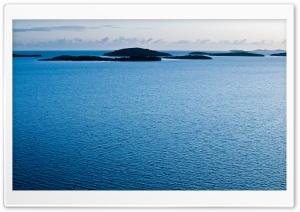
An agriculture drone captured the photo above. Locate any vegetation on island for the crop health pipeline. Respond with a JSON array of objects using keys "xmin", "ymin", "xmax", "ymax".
[
  {"xmin": 165, "ymin": 55, "xmax": 212, "ymax": 60},
  {"xmin": 189, "ymin": 51, "xmax": 264, "ymax": 57},
  {"xmin": 38, "ymin": 48, "xmax": 286, "ymax": 63},
  {"xmin": 188, "ymin": 52, "xmax": 209, "ymax": 55},
  {"xmin": 40, "ymin": 55, "xmax": 161, "ymax": 61},
  {"xmin": 270, "ymin": 52, "xmax": 286, "ymax": 56},
  {"xmin": 13, "ymin": 53, "xmax": 42, "ymax": 57},
  {"xmin": 104, "ymin": 47, "xmax": 171, "ymax": 57}
]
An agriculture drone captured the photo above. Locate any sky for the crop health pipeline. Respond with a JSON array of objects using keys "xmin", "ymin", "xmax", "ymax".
[{"xmin": 13, "ymin": 20, "xmax": 286, "ymax": 51}]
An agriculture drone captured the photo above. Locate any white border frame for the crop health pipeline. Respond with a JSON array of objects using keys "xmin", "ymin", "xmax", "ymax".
[{"xmin": 4, "ymin": 4, "xmax": 294, "ymax": 207}]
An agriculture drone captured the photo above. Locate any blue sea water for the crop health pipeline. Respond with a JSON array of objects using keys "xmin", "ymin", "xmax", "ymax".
[{"xmin": 13, "ymin": 51, "xmax": 286, "ymax": 190}]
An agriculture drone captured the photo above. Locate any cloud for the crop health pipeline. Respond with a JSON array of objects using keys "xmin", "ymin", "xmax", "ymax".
[
  {"xmin": 99, "ymin": 37, "xmax": 110, "ymax": 43},
  {"xmin": 13, "ymin": 26, "xmax": 101, "ymax": 33},
  {"xmin": 13, "ymin": 36, "xmax": 166, "ymax": 50},
  {"xmin": 13, "ymin": 23, "xmax": 124, "ymax": 33},
  {"xmin": 218, "ymin": 40, "xmax": 231, "ymax": 45},
  {"xmin": 14, "ymin": 38, "xmax": 93, "ymax": 49},
  {"xmin": 152, "ymin": 39, "xmax": 165, "ymax": 44},
  {"xmin": 249, "ymin": 39, "xmax": 285, "ymax": 46},
  {"xmin": 102, "ymin": 25, "xmax": 122, "ymax": 29},
  {"xmin": 233, "ymin": 39, "xmax": 247, "ymax": 44},
  {"xmin": 97, "ymin": 37, "xmax": 165, "ymax": 46},
  {"xmin": 171, "ymin": 40, "xmax": 192, "ymax": 45},
  {"xmin": 194, "ymin": 39, "xmax": 210, "ymax": 44},
  {"xmin": 13, "ymin": 36, "xmax": 286, "ymax": 51}
]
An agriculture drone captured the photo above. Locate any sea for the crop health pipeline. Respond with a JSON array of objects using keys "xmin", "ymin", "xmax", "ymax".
[{"xmin": 12, "ymin": 50, "xmax": 286, "ymax": 190}]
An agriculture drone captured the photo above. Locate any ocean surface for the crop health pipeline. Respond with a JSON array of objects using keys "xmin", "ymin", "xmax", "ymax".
[{"xmin": 13, "ymin": 50, "xmax": 286, "ymax": 190}]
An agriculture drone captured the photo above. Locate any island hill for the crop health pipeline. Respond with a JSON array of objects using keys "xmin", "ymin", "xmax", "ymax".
[
  {"xmin": 103, "ymin": 47, "xmax": 171, "ymax": 57},
  {"xmin": 40, "ymin": 48, "xmax": 212, "ymax": 62}
]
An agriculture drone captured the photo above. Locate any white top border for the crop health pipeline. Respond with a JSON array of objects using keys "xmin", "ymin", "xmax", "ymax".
[{"xmin": 5, "ymin": 4, "xmax": 294, "ymax": 19}]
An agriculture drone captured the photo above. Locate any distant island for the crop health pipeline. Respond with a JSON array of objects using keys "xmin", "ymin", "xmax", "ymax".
[
  {"xmin": 40, "ymin": 48, "xmax": 178, "ymax": 62},
  {"xmin": 40, "ymin": 54, "xmax": 212, "ymax": 62},
  {"xmin": 104, "ymin": 47, "xmax": 171, "ymax": 57},
  {"xmin": 13, "ymin": 53, "xmax": 42, "ymax": 57},
  {"xmin": 189, "ymin": 51, "xmax": 264, "ymax": 57},
  {"xmin": 270, "ymin": 52, "xmax": 286, "ymax": 56},
  {"xmin": 165, "ymin": 55, "xmax": 212, "ymax": 60},
  {"xmin": 251, "ymin": 49, "xmax": 285, "ymax": 55},
  {"xmin": 40, "ymin": 55, "xmax": 161, "ymax": 62},
  {"xmin": 39, "ymin": 48, "xmax": 286, "ymax": 63}
]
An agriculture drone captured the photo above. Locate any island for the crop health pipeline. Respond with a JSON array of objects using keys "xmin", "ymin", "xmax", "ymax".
[
  {"xmin": 188, "ymin": 52, "xmax": 210, "ymax": 55},
  {"xmin": 270, "ymin": 52, "xmax": 286, "ymax": 56},
  {"xmin": 39, "ymin": 55, "xmax": 161, "ymax": 62},
  {"xmin": 164, "ymin": 55, "xmax": 212, "ymax": 60},
  {"xmin": 104, "ymin": 47, "xmax": 171, "ymax": 57},
  {"xmin": 189, "ymin": 51, "xmax": 264, "ymax": 57},
  {"xmin": 13, "ymin": 53, "xmax": 42, "ymax": 57}
]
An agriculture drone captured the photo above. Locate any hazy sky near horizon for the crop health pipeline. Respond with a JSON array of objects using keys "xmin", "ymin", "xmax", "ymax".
[{"xmin": 13, "ymin": 20, "xmax": 286, "ymax": 50}]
